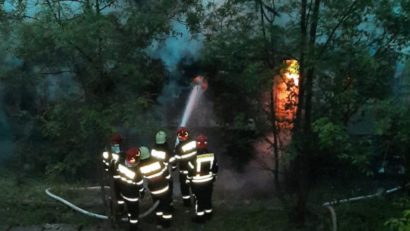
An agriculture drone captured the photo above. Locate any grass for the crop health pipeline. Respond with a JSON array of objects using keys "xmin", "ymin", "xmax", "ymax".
[
  {"xmin": 0, "ymin": 170, "xmax": 408, "ymax": 230},
  {"xmin": 0, "ymin": 172, "xmax": 291, "ymax": 230},
  {"xmin": 0, "ymin": 171, "xmax": 99, "ymax": 226},
  {"xmin": 336, "ymin": 197, "xmax": 409, "ymax": 231}
]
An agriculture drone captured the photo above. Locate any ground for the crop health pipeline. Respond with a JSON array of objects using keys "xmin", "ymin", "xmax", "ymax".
[
  {"xmin": 0, "ymin": 170, "xmax": 408, "ymax": 231},
  {"xmin": 0, "ymin": 170, "xmax": 285, "ymax": 231}
]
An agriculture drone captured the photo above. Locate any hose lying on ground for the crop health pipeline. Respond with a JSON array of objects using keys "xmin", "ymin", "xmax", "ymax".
[
  {"xmin": 45, "ymin": 186, "xmax": 159, "ymax": 220},
  {"xmin": 322, "ymin": 183, "xmax": 410, "ymax": 206},
  {"xmin": 322, "ymin": 182, "xmax": 410, "ymax": 231}
]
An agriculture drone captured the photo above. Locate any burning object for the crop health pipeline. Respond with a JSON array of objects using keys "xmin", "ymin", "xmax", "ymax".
[
  {"xmin": 274, "ymin": 59, "xmax": 300, "ymax": 128},
  {"xmin": 193, "ymin": 75, "xmax": 208, "ymax": 91}
]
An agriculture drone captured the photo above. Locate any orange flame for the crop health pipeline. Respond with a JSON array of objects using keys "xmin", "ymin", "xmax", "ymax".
[
  {"xmin": 274, "ymin": 59, "xmax": 300, "ymax": 129},
  {"xmin": 193, "ymin": 75, "xmax": 208, "ymax": 91}
]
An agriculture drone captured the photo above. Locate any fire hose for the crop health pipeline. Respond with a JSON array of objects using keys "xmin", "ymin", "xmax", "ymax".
[
  {"xmin": 322, "ymin": 182, "xmax": 410, "ymax": 231},
  {"xmin": 45, "ymin": 186, "xmax": 159, "ymax": 220}
]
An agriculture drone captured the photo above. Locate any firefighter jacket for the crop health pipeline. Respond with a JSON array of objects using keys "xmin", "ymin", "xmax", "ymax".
[
  {"xmin": 117, "ymin": 160, "xmax": 143, "ymax": 229},
  {"xmin": 117, "ymin": 161, "xmax": 144, "ymax": 194},
  {"xmin": 187, "ymin": 148, "xmax": 218, "ymax": 184},
  {"xmin": 139, "ymin": 157, "xmax": 170, "ymax": 196},
  {"xmin": 174, "ymin": 138, "xmax": 197, "ymax": 175},
  {"xmin": 102, "ymin": 149, "xmax": 121, "ymax": 173},
  {"xmin": 151, "ymin": 143, "xmax": 176, "ymax": 169}
]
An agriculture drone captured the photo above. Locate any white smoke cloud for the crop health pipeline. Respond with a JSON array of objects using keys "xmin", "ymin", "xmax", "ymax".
[{"xmin": 148, "ymin": 21, "xmax": 203, "ymax": 72}]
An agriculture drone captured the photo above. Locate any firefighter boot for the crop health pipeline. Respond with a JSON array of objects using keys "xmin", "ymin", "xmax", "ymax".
[
  {"xmin": 161, "ymin": 219, "xmax": 171, "ymax": 229},
  {"xmin": 129, "ymin": 224, "xmax": 138, "ymax": 231},
  {"xmin": 191, "ymin": 215, "xmax": 205, "ymax": 224},
  {"xmin": 204, "ymin": 212, "xmax": 213, "ymax": 221},
  {"xmin": 155, "ymin": 213, "xmax": 163, "ymax": 228},
  {"xmin": 183, "ymin": 199, "xmax": 191, "ymax": 207},
  {"xmin": 170, "ymin": 201, "xmax": 175, "ymax": 213}
]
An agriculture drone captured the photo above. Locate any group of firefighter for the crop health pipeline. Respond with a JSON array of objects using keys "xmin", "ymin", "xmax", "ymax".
[{"xmin": 102, "ymin": 127, "xmax": 218, "ymax": 231}]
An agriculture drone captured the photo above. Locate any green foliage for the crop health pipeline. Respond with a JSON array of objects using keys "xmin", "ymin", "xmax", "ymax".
[
  {"xmin": 0, "ymin": 0, "xmax": 203, "ymax": 179},
  {"xmin": 385, "ymin": 198, "xmax": 410, "ymax": 231},
  {"xmin": 335, "ymin": 198, "xmax": 405, "ymax": 231},
  {"xmin": 41, "ymin": 102, "xmax": 111, "ymax": 178},
  {"xmin": 199, "ymin": 3, "xmax": 276, "ymax": 168},
  {"xmin": 372, "ymin": 100, "xmax": 410, "ymax": 138},
  {"xmin": 200, "ymin": 2, "xmax": 274, "ymax": 128},
  {"xmin": 385, "ymin": 210, "xmax": 410, "ymax": 231},
  {"xmin": 371, "ymin": 99, "xmax": 410, "ymax": 180},
  {"xmin": 313, "ymin": 118, "xmax": 350, "ymax": 150},
  {"xmin": 312, "ymin": 116, "xmax": 375, "ymax": 175},
  {"xmin": 197, "ymin": 0, "xmax": 410, "ymax": 176}
]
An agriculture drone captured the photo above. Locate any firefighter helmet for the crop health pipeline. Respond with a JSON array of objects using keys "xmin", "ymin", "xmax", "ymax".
[
  {"xmin": 139, "ymin": 146, "xmax": 150, "ymax": 160},
  {"xmin": 196, "ymin": 134, "xmax": 208, "ymax": 149},
  {"xmin": 126, "ymin": 147, "xmax": 140, "ymax": 164},
  {"xmin": 110, "ymin": 132, "xmax": 122, "ymax": 145},
  {"xmin": 177, "ymin": 127, "xmax": 189, "ymax": 141},
  {"xmin": 155, "ymin": 130, "xmax": 167, "ymax": 144}
]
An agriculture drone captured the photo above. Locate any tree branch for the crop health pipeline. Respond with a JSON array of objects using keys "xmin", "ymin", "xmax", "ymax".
[
  {"xmin": 259, "ymin": 0, "xmax": 273, "ymax": 68},
  {"xmin": 45, "ymin": 0, "xmax": 59, "ymax": 22},
  {"xmin": 306, "ymin": 0, "xmax": 314, "ymax": 30},
  {"xmin": 68, "ymin": 41, "xmax": 95, "ymax": 64},
  {"xmin": 264, "ymin": 136, "xmax": 274, "ymax": 146},
  {"xmin": 373, "ymin": 31, "xmax": 399, "ymax": 57},
  {"xmin": 261, "ymin": 0, "xmax": 279, "ymax": 17},
  {"xmin": 318, "ymin": 0, "xmax": 359, "ymax": 57},
  {"xmin": 41, "ymin": 70, "xmax": 75, "ymax": 75}
]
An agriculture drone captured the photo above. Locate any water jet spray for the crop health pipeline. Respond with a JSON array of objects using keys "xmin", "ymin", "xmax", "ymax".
[{"xmin": 175, "ymin": 76, "xmax": 207, "ymax": 145}]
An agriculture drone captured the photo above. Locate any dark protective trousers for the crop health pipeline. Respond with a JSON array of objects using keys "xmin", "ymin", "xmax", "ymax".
[
  {"xmin": 113, "ymin": 176, "xmax": 125, "ymax": 205},
  {"xmin": 179, "ymin": 173, "xmax": 191, "ymax": 205},
  {"xmin": 152, "ymin": 188, "xmax": 173, "ymax": 223},
  {"xmin": 191, "ymin": 182, "xmax": 214, "ymax": 218},
  {"xmin": 121, "ymin": 185, "xmax": 140, "ymax": 231},
  {"xmin": 126, "ymin": 200, "xmax": 139, "ymax": 231}
]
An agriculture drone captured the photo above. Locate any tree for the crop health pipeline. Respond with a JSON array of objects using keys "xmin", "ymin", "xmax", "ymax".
[
  {"xmin": 200, "ymin": 0, "xmax": 410, "ymax": 226},
  {"xmin": 0, "ymin": 0, "xmax": 203, "ymax": 179}
]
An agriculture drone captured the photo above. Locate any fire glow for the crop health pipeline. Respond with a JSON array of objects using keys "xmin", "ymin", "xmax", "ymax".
[{"xmin": 274, "ymin": 59, "xmax": 300, "ymax": 128}]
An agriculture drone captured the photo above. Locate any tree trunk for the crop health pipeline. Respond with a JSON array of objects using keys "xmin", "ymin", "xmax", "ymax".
[
  {"xmin": 290, "ymin": 0, "xmax": 308, "ymax": 226},
  {"xmin": 292, "ymin": 0, "xmax": 321, "ymax": 226},
  {"xmin": 304, "ymin": 0, "xmax": 320, "ymax": 132},
  {"xmin": 270, "ymin": 79, "xmax": 280, "ymax": 182}
]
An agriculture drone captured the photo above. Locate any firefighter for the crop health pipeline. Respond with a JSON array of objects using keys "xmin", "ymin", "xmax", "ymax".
[
  {"xmin": 152, "ymin": 130, "xmax": 175, "ymax": 169},
  {"xmin": 101, "ymin": 132, "xmax": 125, "ymax": 207},
  {"xmin": 118, "ymin": 147, "xmax": 144, "ymax": 231},
  {"xmin": 151, "ymin": 130, "xmax": 177, "ymax": 210},
  {"xmin": 187, "ymin": 134, "xmax": 218, "ymax": 223},
  {"xmin": 151, "ymin": 130, "xmax": 175, "ymax": 197},
  {"xmin": 174, "ymin": 127, "xmax": 197, "ymax": 207},
  {"xmin": 139, "ymin": 146, "xmax": 173, "ymax": 228}
]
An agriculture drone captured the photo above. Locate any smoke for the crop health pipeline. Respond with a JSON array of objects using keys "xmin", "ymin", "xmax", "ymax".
[
  {"xmin": 210, "ymin": 134, "xmax": 277, "ymax": 199},
  {"xmin": 3, "ymin": 0, "xmax": 39, "ymax": 16},
  {"xmin": 146, "ymin": 12, "xmax": 277, "ymax": 199},
  {"xmin": 214, "ymin": 165, "xmax": 275, "ymax": 200},
  {"xmin": 148, "ymin": 21, "xmax": 203, "ymax": 72},
  {"xmin": 147, "ymin": 19, "xmax": 205, "ymax": 131}
]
